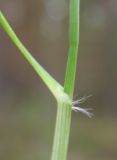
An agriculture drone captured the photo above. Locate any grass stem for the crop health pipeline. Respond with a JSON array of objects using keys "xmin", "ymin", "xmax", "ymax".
[
  {"xmin": 0, "ymin": 0, "xmax": 80, "ymax": 159},
  {"xmin": 51, "ymin": 0, "xmax": 80, "ymax": 160}
]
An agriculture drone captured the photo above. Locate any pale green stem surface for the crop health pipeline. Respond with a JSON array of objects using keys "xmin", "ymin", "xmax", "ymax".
[{"xmin": 51, "ymin": 101, "xmax": 72, "ymax": 160}]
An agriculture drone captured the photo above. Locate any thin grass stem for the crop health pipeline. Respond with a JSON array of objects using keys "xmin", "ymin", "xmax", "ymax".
[{"xmin": 51, "ymin": 1, "xmax": 80, "ymax": 160}]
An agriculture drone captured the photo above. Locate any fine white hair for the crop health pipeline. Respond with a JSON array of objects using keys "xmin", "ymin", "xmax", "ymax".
[{"xmin": 72, "ymin": 95, "xmax": 94, "ymax": 118}]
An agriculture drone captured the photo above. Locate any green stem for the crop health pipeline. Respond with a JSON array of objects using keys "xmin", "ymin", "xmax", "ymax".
[
  {"xmin": 64, "ymin": 0, "xmax": 80, "ymax": 99},
  {"xmin": 51, "ymin": 101, "xmax": 71, "ymax": 160},
  {"xmin": 0, "ymin": 0, "xmax": 80, "ymax": 159},
  {"xmin": 0, "ymin": 11, "xmax": 63, "ymax": 100},
  {"xmin": 51, "ymin": 0, "xmax": 80, "ymax": 160}
]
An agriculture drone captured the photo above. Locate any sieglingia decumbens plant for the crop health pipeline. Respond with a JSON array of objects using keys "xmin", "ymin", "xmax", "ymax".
[{"xmin": 0, "ymin": 0, "xmax": 93, "ymax": 160}]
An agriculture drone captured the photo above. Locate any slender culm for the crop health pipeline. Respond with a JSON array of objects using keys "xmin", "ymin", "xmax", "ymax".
[
  {"xmin": 51, "ymin": 0, "xmax": 80, "ymax": 160},
  {"xmin": 64, "ymin": 0, "xmax": 80, "ymax": 99}
]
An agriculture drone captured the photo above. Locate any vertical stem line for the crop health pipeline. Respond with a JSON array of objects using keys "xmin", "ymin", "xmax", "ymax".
[
  {"xmin": 51, "ymin": 102, "xmax": 72, "ymax": 160},
  {"xmin": 64, "ymin": 0, "xmax": 80, "ymax": 99},
  {"xmin": 51, "ymin": 1, "xmax": 80, "ymax": 160}
]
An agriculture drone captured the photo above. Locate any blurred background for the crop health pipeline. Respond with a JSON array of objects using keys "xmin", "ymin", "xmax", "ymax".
[{"xmin": 0, "ymin": 0, "xmax": 117, "ymax": 160}]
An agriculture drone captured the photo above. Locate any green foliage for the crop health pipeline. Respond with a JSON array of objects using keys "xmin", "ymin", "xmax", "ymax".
[
  {"xmin": 0, "ymin": 11, "xmax": 63, "ymax": 101},
  {"xmin": 0, "ymin": 0, "xmax": 80, "ymax": 160}
]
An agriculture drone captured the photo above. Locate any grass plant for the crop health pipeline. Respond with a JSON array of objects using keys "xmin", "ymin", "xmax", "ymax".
[{"xmin": 0, "ymin": 0, "xmax": 81, "ymax": 160}]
